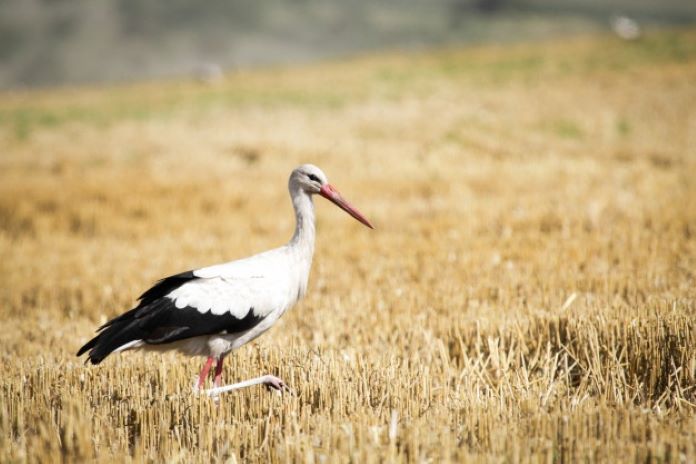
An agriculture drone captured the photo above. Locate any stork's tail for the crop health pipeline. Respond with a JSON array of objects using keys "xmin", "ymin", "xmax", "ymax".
[{"xmin": 76, "ymin": 317, "xmax": 145, "ymax": 365}]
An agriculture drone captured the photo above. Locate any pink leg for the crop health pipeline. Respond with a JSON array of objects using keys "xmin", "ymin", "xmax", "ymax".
[
  {"xmin": 197, "ymin": 356, "xmax": 215, "ymax": 390},
  {"xmin": 213, "ymin": 355, "xmax": 226, "ymax": 387}
]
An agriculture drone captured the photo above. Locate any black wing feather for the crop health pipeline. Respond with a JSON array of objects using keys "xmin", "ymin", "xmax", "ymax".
[
  {"xmin": 95, "ymin": 270, "xmax": 197, "ymax": 331},
  {"xmin": 138, "ymin": 270, "xmax": 196, "ymax": 306},
  {"xmin": 77, "ymin": 270, "xmax": 264, "ymax": 364}
]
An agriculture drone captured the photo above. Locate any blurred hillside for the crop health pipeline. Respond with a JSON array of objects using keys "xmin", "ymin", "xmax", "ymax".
[{"xmin": 1, "ymin": 0, "xmax": 695, "ymax": 89}]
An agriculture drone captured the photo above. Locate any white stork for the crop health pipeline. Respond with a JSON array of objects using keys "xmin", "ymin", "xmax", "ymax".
[{"xmin": 77, "ymin": 164, "xmax": 373, "ymax": 396}]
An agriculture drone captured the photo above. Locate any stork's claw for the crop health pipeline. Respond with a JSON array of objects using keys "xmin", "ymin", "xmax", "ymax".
[{"xmin": 263, "ymin": 375, "xmax": 288, "ymax": 392}]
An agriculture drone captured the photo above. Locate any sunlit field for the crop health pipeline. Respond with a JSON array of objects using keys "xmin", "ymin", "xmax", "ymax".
[{"xmin": 1, "ymin": 29, "xmax": 695, "ymax": 462}]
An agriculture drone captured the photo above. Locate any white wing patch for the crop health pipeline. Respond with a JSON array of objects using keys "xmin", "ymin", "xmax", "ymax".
[
  {"xmin": 167, "ymin": 275, "xmax": 286, "ymax": 319},
  {"xmin": 166, "ymin": 246, "xmax": 300, "ymax": 321},
  {"xmin": 193, "ymin": 248, "xmax": 281, "ymax": 280}
]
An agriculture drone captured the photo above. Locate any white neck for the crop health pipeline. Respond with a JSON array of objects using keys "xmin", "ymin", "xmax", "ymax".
[{"xmin": 288, "ymin": 186, "xmax": 316, "ymax": 259}]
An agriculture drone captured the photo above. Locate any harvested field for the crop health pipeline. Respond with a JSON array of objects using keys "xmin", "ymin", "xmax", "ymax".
[{"xmin": 1, "ymin": 29, "xmax": 695, "ymax": 462}]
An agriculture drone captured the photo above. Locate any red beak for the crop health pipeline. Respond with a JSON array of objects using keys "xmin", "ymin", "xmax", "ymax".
[{"xmin": 319, "ymin": 184, "xmax": 374, "ymax": 229}]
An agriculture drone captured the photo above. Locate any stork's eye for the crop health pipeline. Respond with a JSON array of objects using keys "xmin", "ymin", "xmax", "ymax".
[{"xmin": 307, "ymin": 174, "xmax": 320, "ymax": 183}]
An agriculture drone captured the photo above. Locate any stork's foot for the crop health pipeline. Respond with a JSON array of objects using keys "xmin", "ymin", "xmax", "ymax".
[{"xmin": 262, "ymin": 375, "xmax": 288, "ymax": 392}]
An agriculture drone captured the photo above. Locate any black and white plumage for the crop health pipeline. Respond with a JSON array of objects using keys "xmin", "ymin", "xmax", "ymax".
[{"xmin": 77, "ymin": 164, "xmax": 373, "ymax": 395}]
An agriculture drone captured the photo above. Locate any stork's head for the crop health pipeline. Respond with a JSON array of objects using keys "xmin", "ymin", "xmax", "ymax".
[{"xmin": 290, "ymin": 164, "xmax": 374, "ymax": 229}]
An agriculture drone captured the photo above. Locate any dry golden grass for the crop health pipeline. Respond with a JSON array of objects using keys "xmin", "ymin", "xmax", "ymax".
[{"xmin": 1, "ymin": 29, "xmax": 696, "ymax": 462}]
